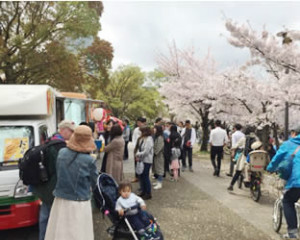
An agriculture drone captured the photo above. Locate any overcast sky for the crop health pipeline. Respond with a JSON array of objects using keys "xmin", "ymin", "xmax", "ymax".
[{"xmin": 98, "ymin": 1, "xmax": 300, "ymax": 72}]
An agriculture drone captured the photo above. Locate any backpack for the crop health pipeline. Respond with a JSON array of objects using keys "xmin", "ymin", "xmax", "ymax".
[
  {"xmin": 19, "ymin": 139, "xmax": 66, "ymax": 186},
  {"xmin": 243, "ymin": 136, "xmax": 256, "ymax": 157}
]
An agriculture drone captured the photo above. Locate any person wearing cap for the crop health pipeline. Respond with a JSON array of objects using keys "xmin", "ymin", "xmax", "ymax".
[
  {"xmin": 45, "ymin": 125, "xmax": 98, "ymax": 240},
  {"xmin": 32, "ymin": 120, "xmax": 75, "ymax": 240},
  {"xmin": 267, "ymin": 128, "xmax": 300, "ymax": 239},
  {"xmin": 180, "ymin": 120, "xmax": 196, "ymax": 172},
  {"xmin": 132, "ymin": 117, "xmax": 147, "ymax": 183}
]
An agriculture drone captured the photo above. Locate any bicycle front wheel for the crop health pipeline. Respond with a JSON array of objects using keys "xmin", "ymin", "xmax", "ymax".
[{"xmin": 272, "ymin": 198, "xmax": 283, "ymax": 233}]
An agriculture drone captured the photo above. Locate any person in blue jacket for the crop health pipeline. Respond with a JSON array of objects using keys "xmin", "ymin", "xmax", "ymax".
[{"xmin": 267, "ymin": 129, "xmax": 300, "ymax": 239}]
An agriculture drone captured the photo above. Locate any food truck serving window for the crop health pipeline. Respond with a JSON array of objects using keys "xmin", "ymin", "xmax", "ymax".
[{"xmin": 0, "ymin": 126, "xmax": 34, "ymax": 170}]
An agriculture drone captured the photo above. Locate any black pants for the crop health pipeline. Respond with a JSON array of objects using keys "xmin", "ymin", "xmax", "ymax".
[
  {"xmin": 182, "ymin": 145, "xmax": 193, "ymax": 167},
  {"xmin": 124, "ymin": 141, "xmax": 129, "ymax": 160},
  {"xmin": 230, "ymin": 170, "xmax": 242, "ymax": 186},
  {"xmin": 210, "ymin": 146, "xmax": 223, "ymax": 175}
]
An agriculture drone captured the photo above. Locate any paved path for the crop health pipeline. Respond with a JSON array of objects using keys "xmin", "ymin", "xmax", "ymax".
[
  {"xmin": 1, "ymin": 143, "xmax": 284, "ymax": 240},
  {"xmin": 94, "ymin": 144, "xmax": 283, "ymax": 240}
]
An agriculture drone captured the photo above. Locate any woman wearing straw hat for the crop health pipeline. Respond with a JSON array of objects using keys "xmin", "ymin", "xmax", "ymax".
[{"xmin": 45, "ymin": 125, "xmax": 98, "ymax": 240}]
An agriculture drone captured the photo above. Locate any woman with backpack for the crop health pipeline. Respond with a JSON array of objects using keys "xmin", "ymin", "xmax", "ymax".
[{"xmin": 45, "ymin": 125, "xmax": 98, "ymax": 240}]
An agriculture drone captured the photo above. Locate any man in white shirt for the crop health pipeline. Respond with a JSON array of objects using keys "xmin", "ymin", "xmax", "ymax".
[
  {"xmin": 209, "ymin": 120, "xmax": 229, "ymax": 177},
  {"xmin": 181, "ymin": 120, "xmax": 196, "ymax": 172},
  {"xmin": 226, "ymin": 124, "xmax": 245, "ymax": 177},
  {"xmin": 131, "ymin": 117, "xmax": 147, "ymax": 182}
]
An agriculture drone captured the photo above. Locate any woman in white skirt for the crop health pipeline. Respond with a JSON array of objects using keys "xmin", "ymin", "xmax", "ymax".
[{"xmin": 45, "ymin": 125, "xmax": 98, "ymax": 240}]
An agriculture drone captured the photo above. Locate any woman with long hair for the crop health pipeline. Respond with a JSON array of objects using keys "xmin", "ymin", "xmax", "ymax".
[
  {"xmin": 100, "ymin": 119, "xmax": 115, "ymax": 172},
  {"xmin": 105, "ymin": 124, "xmax": 125, "ymax": 183},
  {"xmin": 152, "ymin": 125, "xmax": 165, "ymax": 190},
  {"xmin": 135, "ymin": 126, "xmax": 154, "ymax": 200}
]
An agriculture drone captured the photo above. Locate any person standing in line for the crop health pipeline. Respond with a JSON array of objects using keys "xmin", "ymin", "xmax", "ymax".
[
  {"xmin": 209, "ymin": 120, "xmax": 228, "ymax": 177},
  {"xmin": 267, "ymin": 128, "xmax": 300, "ymax": 239},
  {"xmin": 105, "ymin": 124, "xmax": 125, "ymax": 183},
  {"xmin": 170, "ymin": 125, "xmax": 182, "ymax": 181},
  {"xmin": 152, "ymin": 125, "xmax": 165, "ymax": 190},
  {"xmin": 163, "ymin": 122, "xmax": 172, "ymax": 176},
  {"xmin": 122, "ymin": 119, "xmax": 131, "ymax": 161},
  {"xmin": 181, "ymin": 120, "xmax": 196, "ymax": 172},
  {"xmin": 226, "ymin": 124, "xmax": 245, "ymax": 177},
  {"xmin": 131, "ymin": 117, "xmax": 147, "ymax": 183},
  {"xmin": 154, "ymin": 117, "xmax": 163, "ymax": 126},
  {"xmin": 100, "ymin": 119, "xmax": 115, "ymax": 172},
  {"xmin": 45, "ymin": 125, "xmax": 98, "ymax": 240},
  {"xmin": 177, "ymin": 121, "xmax": 184, "ymax": 134},
  {"xmin": 135, "ymin": 126, "xmax": 154, "ymax": 200},
  {"xmin": 32, "ymin": 120, "xmax": 75, "ymax": 240}
]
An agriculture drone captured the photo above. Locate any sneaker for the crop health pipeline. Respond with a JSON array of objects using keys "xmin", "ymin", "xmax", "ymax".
[
  {"xmin": 152, "ymin": 181, "xmax": 158, "ymax": 186},
  {"xmin": 153, "ymin": 182, "xmax": 162, "ymax": 190},
  {"xmin": 226, "ymin": 173, "xmax": 233, "ymax": 177},
  {"xmin": 281, "ymin": 233, "xmax": 299, "ymax": 239},
  {"xmin": 227, "ymin": 185, "xmax": 233, "ymax": 191},
  {"xmin": 189, "ymin": 167, "xmax": 194, "ymax": 172},
  {"xmin": 182, "ymin": 167, "xmax": 186, "ymax": 172}
]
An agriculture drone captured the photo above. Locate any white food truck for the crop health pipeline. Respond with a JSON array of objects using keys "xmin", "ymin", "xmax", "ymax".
[{"xmin": 0, "ymin": 85, "xmax": 103, "ymax": 229}]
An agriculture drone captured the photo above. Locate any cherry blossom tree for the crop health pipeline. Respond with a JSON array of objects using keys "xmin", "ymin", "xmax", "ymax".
[{"xmin": 225, "ymin": 18, "xmax": 300, "ymax": 144}]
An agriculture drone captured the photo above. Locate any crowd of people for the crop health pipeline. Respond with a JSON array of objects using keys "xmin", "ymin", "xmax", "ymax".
[
  {"xmin": 32, "ymin": 117, "xmax": 198, "ymax": 240},
  {"xmin": 30, "ymin": 115, "xmax": 300, "ymax": 240}
]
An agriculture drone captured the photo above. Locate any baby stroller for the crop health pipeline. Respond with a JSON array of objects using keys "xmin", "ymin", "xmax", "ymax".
[{"xmin": 93, "ymin": 173, "xmax": 164, "ymax": 240}]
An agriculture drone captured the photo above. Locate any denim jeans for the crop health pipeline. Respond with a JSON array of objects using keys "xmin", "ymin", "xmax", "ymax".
[
  {"xmin": 139, "ymin": 163, "xmax": 152, "ymax": 194},
  {"xmin": 39, "ymin": 203, "xmax": 52, "ymax": 240},
  {"xmin": 157, "ymin": 175, "xmax": 163, "ymax": 182},
  {"xmin": 283, "ymin": 188, "xmax": 300, "ymax": 230}
]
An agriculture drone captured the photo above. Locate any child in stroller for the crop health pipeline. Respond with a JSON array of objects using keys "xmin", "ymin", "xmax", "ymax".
[
  {"xmin": 116, "ymin": 182, "xmax": 159, "ymax": 240},
  {"xmin": 93, "ymin": 173, "xmax": 163, "ymax": 240}
]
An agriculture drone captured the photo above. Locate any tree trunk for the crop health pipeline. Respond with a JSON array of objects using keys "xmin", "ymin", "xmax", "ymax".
[
  {"xmin": 200, "ymin": 109, "xmax": 210, "ymax": 152},
  {"xmin": 256, "ymin": 125, "xmax": 270, "ymax": 150},
  {"xmin": 272, "ymin": 123, "xmax": 280, "ymax": 150}
]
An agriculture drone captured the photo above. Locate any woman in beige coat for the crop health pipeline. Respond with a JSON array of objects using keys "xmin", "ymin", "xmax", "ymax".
[{"xmin": 105, "ymin": 124, "xmax": 125, "ymax": 183}]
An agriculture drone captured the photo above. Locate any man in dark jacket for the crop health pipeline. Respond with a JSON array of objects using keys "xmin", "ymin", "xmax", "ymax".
[{"xmin": 32, "ymin": 120, "xmax": 74, "ymax": 240}]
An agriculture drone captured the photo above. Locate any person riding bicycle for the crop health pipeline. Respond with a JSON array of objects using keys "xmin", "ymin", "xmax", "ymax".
[
  {"xmin": 227, "ymin": 126, "xmax": 258, "ymax": 191},
  {"xmin": 267, "ymin": 128, "xmax": 300, "ymax": 239}
]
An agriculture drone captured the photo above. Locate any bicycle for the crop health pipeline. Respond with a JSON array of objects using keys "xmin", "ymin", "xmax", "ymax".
[
  {"xmin": 238, "ymin": 150, "xmax": 267, "ymax": 202},
  {"xmin": 238, "ymin": 170, "xmax": 262, "ymax": 202},
  {"xmin": 272, "ymin": 177, "xmax": 300, "ymax": 233}
]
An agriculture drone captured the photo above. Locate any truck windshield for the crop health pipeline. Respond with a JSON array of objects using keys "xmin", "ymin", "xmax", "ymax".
[{"xmin": 0, "ymin": 126, "xmax": 34, "ymax": 170}]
